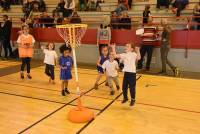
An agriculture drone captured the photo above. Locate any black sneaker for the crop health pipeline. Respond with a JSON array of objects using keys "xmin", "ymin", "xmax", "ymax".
[
  {"xmin": 61, "ymin": 90, "xmax": 66, "ymax": 96},
  {"xmin": 65, "ymin": 88, "xmax": 70, "ymax": 94},
  {"xmin": 27, "ymin": 75, "xmax": 32, "ymax": 79},
  {"xmin": 121, "ymin": 98, "xmax": 128, "ymax": 104},
  {"xmin": 20, "ymin": 73, "xmax": 24, "ymax": 79},
  {"xmin": 110, "ymin": 91, "xmax": 115, "ymax": 95},
  {"xmin": 116, "ymin": 85, "xmax": 120, "ymax": 90},
  {"xmin": 94, "ymin": 84, "xmax": 98, "ymax": 90},
  {"xmin": 130, "ymin": 99, "xmax": 135, "ymax": 106}
]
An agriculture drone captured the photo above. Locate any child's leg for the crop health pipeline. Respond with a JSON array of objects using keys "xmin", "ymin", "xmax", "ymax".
[
  {"xmin": 45, "ymin": 64, "xmax": 51, "ymax": 77},
  {"xmin": 113, "ymin": 76, "xmax": 120, "ymax": 90},
  {"xmin": 122, "ymin": 72, "xmax": 129, "ymax": 102},
  {"xmin": 94, "ymin": 73, "xmax": 103, "ymax": 89},
  {"xmin": 26, "ymin": 57, "xmax": 31, "ymax": 74},
  {"xmin": 20, "ymin": 58, "xmax": 26, "ymax": 73},
  {"xmin": 108, "ymin": 77, "xmax": 114, "ymax": 95},
  {"xmin": 61, "ymin": 80, "xmax": 66, "ymax": 96},
  {"xmin": 105, "ymin": 72, "xmax": 109, "ymax": 86},
  {"xmin": 64, "ymin": 80, "xmax": 70, "ymax": 94},
  {"xmin": 51, "ymin": 65, "xmax": 55, "ymax": 83},
  {"xmin": 128, "ymin": 73, "xmax": 136, "ymax": 100}
]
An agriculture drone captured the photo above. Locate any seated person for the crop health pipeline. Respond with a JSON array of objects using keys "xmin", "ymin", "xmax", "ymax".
[
  {"xmin": 0, "ymin": 0, "xmax": 11, "ymax": 11},
  {"xmin": 87, "ymin": 0, "xmax": 97, "ymax": 11},
  {"xmin": 79, "ymin": 0, "xmax": 87, "ymax": 11},
  {"xmin": 38, "ymin": 0, "xmax": 46, "ymax": 12},
  {"xmin": 69, "ymin": 11, "xmax": 82, "ymax": 23},
  {"xmin": 39, "ymin": 12, "xmax": 54, "ymax": 27},
  {"xmin": 31, "ymin": 0, "xmax": 40, "ymax": 12},
  {"xmin": 172, "ymin": 0, "xmax": 189, "ymax": 17},
  {"xmin": 114, "ymin": 3, "xmax": 128, "ymax": 16},
  {"xmin": 110, "ymin": 11, "xmax": 120, "ymax": 29},
  {"xmin": 119, "ymin": 11, "xmax": 131, "ymax": 29},
  {"xmin": 57, "ymin": 0, "xmax": 65, "ymax": 13}
]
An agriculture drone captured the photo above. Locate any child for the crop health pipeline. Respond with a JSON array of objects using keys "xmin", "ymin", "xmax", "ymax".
[
  {"xmin": 111, "ymin": 43, "xmax": 141, "ymax": 106},
  {"xmin": 102, "ymin": 52, "xmax": 120, "ymax": 95},
  {"xmin": 17, "ymin": 25, "xmax": 35, "ymax": 79},
  {"xmin": 94, "ymin": 45, "xmax": 109, "ymax": 89},
  {"xmin": 41, "ymin": 42, "xmax": 58, "ymax": 84},
  {"xmin": 59, "ymin": 45, "xmax": 73, "ymax": 96}
]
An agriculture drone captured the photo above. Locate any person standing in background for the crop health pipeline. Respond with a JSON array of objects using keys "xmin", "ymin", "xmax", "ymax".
[
  {"xmin": 158, "ymin": 19, "xmax": 179, "ymax": 76},
  {"xmin": 143, "ymin": 5, "xmax": 151, "ymax": 24},
  {"xmin": 2, "ymin": 15, "xmax": 13, "ymax": 59}
]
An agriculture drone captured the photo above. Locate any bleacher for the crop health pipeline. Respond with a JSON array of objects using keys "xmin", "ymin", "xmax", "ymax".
[{"xmin": 0, "ymin": 0, "xmax": 199, "ymax": 27}]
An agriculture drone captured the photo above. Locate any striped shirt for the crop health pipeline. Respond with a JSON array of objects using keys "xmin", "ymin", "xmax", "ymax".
[{"xmin": 142, "ymin": 26, "xmax": 158, "ymax": 46}]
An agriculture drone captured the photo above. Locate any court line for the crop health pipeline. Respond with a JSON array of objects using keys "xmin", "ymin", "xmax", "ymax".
[
  {"xmin": 76, "ymin": 75, "xmax": 142, "ymax": 134},
  {"xmin": 18, "ymin": 80, "xmax": 106, "ymax": 134}
]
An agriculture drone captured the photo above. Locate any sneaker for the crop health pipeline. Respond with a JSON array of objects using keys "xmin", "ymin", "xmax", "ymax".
[
  {"xmin": 174, "ymin": 67, "xmax": 180, "ymax": 77},
  {"xmin": 65, "ymin": 88, "xmax": 70, "ymax": 94},
  {"xmin": 94, "ymin": 83, "xmax": 98, "ymax": 90},
  {"xmin": 27, "ymin": 74, "xmax": 32, "ymax": 79},
  {"xmin": 116, "ymin": 85, "xmax": 120, "ymax": 90},
  {"xmin": 110, "ymin": 91, "xmax": 115, "ymax": 95},
  {"xmin": 105, "ymin": 82, "xmax": 109, "ymax": 86},
  {"xmin": 61, "ymin": 90, "xmax": 66, "ymax": 96},
  {"xmin": 121, "ymin": 98, "xmax": 128, "ymax": 104},
  {"xmin": 130, "ymin": 99, "xmax": 135, "ymax": 106},
  {"xmin": 20, "ymin": 73, "xmax": 24, "ymax": 79}
]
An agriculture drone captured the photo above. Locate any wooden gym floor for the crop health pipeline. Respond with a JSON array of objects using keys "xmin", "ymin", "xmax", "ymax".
[{"xmin": 0, "ymin": 60, "xmax": 199, "ymax": 134}]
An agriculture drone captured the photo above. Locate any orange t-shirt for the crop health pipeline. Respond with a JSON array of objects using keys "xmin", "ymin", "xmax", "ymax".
[{"xmin": 17, "ymin": 34, "xmax": 35, "ymax": 58}]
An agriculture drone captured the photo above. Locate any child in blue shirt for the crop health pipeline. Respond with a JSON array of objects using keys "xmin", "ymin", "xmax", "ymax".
[{"xmin": 59, "ymin": 45, "xmax": 73, "ymax": 96}]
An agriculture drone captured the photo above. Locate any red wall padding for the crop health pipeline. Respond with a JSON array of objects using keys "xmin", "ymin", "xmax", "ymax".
[{"xmin": 11, "ymin": 28, "xmax": 200, "ymax": 49}]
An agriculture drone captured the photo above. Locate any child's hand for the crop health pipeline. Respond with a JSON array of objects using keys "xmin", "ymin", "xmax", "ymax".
[
  {"xmin": 41, "ymin": 45, "xmax": 45, "ymax": 50},
  {"xmin": 110, "ymin": 43, "xmax": 116, "ymax": 51}
]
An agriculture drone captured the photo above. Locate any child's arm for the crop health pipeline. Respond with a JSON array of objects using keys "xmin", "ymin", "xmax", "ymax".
[
  {"xmin": 135, "ymin": 47, "xmax": 141, "ymax": 61},
  {"xmin": 111, "ymin": 43, "xmax": 121, "ymax": 59},
  {"xmin": 96, "ymin": 57, "xmax": 102, "ymax": 67}
]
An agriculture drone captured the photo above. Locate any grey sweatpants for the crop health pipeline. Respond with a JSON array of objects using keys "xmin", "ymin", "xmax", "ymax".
[
  {"xmin": 160, "ymin": 42, "xmax": 176, "ymax": 72},
  {"xmin": 108, "ymin": 76, "xmax": 119, "ymax": 91}
]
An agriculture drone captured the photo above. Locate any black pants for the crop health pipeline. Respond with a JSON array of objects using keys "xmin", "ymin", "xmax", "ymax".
[
  {"xmin": 3, "ymin": 39, "xmax": 13, "ymax": 58},
  {"xmin": 128, "ymin": 0, "xmax": 132, "ymax": 9},
  {"xmin": 157, "ymin": 0, "xmax": 170, "ymax": 8},
  {"xmin": 45, "ymin": 64, "xmax": 55, "ymax": 80},
  {"xmin": 122, "ymin": 72, "xmax": 136, "ymax": 100},
  {"xmin": 173, "ymin": 1, "xmax": 187, "ymax": 17},
  {"xmin": 137, "ymin": 45, "xmax": 154, "ymax": 70},
  {"xmin": 21, "ymin": 57, "xmax": 31, "ymax": 73}
]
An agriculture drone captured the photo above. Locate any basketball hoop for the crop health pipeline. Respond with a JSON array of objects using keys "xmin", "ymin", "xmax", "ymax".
[{"xmin": 56, "ymin": 24, "xmax": 94, "ymax": 123}]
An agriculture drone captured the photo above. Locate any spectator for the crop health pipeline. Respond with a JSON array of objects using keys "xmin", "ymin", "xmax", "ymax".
[
  {"xmin": 157, "ymin": 0, "xmax": 170, "ymax": 9},
  {"xmin": 1, "ymin": 0, "xmax": 11, "ymax": 11},
  {"xmin": 193, "ymin": 0, "xmax": 200, "ymax": 30},
  {"xmin": 172, "ymin": 0, "xmax": 189, "ymax": 17},
  {"xmin": 143, "ymin": 4, "xmax": 151, "ymax": 24},
  {"xmin": 114, "ymin": 3, "xmax": 128, "ymax": 16},
  {"xmin": 53, "ymin": 11, "xmax": 64, "ymax": 25},
  {"xmin": 110, "ymin": 11, "xmax": 120, "ymax": 29},
  {"xmin": 96, "ymin": 0, "xmax": 104, "ymax": 11},
  {"xmin": 69, "ymin": 11, "xmax": 82, "ymax": 23},
  {"xmin": 64, "ymin": 0, "xmax": 75, "ymax": 17},
  {"xmin": 119, "ymin": 11, "xmax": 131, "ymax": 29},
  {"xmin": 87, "ymin": 0, "xmax": 97, "ymax": 11},
  {"xmin": 22, "ymin": 0, "xmax": 32, "ymax": 18},
  {"xmin": 31, "ymin": 0, "xmax": 40, "ymax": 12},
  {"xmin": 57, "ymin": 0, "xmax": 65, "ymax": 13},
  {"xmin": 40, "ymin": 12, "xmax": 54, "ymax": 27},
  {"xmin": 38, "ymin": 0, "xmax": 46, "ymax": 12},
  {"xmin": 2, "ymin": 15, "xmax": 13, "ymax": 58},
  {"xmin": 79, "ymin": 0, "xmax": 87, "ymax": 11}
]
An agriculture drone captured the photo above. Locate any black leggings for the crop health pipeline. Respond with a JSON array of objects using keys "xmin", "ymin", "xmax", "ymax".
[
  {"xmin": 45, "ymin": 64, "xmax": 55, "ymax": 80},
  {"xmin": 21, "ymin": 57, "xmax": 31, "ymax": 73},
  {"xmin": 122, "ymin": 72, "xmax": 136, "ymax": 100},
  {"xmin": 3, "ymin": 39, "xmax": 13, "ymax": 58}
]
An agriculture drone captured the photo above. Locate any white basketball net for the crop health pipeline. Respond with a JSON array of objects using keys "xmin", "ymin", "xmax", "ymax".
[{"xmin": 56, "ymin": 24, "xmax": 87, "ymax": 48}]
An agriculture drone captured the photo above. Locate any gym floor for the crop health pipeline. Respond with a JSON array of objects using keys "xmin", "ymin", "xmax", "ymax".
[{"xmin": 0, "ymin": 60, "xmax": 199, "ymax": 134}]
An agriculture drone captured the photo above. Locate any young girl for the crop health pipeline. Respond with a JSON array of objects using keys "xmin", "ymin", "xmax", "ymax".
[
  {"xmin": 17, "ymin": 25, "xmax": 35, "ymax": 79},
  {"xmin": 111, "ymin": 43, "xmax": 141, "ymax": 106},
  {"xmin": 94, "ymin": 45, "xmax": 109, "ymax": 89},
  {"xmin": 59, "ymin": 45, "xmax": 73, "ymax": 96},
  {"xmin": 42, "ymin": 42, "xmax": 58, "ymax": 84}
]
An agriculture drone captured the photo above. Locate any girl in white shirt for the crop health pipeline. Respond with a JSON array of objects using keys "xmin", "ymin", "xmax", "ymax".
[
  {"xmin": 111, "ymin": 43, "xmax": 141, "ymax": 106},
  {"xmin": 41, "ymin": 42, "xmax": 58, "ymax": 84}
]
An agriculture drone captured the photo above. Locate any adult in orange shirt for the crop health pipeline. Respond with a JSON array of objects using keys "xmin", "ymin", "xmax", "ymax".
[{"xmin": 17, "ymin": 25, "xmax": 35, "ymax": 79}]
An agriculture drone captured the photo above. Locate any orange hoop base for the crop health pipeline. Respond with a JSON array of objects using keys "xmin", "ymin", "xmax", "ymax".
[{"xmin": 68, "ymin": 97, "xmax": 94, "ymax": 123}]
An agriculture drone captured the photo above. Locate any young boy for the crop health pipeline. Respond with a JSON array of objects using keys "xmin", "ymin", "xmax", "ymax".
[
  {"xmin": 102, "ymin": 52, "xmax": 120, "ymax": 95},
  {"xmin": 111, "ymin": 43, "xmax": 141, "ymax": 106}
]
